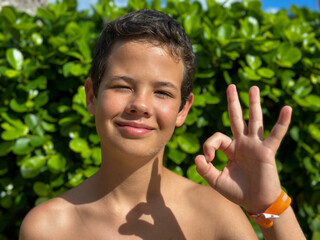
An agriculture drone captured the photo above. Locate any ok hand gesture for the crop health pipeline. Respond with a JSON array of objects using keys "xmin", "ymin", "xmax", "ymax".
[{"xmin": 195, "ymin": 84, "xmax": 292, "ymax": 214}]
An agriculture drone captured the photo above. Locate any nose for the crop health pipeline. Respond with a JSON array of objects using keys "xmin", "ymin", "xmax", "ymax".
[{"xmin": 125, "ymin": 92, "xmax": 152, "ymax": 117}]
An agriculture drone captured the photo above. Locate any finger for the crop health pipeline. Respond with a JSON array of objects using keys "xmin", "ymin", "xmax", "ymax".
[
  {"xmin": 227, "ymin": 84, "xmax": 248, "ymax": 137},
  {"xmin": 264, "ymin": 106, "xmax": 292, "ymax": 152},
  {"xmin": 248, "ymin": 86, "xmax": 263, "ymax": 139},
  {"xmin": 202, "ymin": 132, "xmax": 233, "ymax": 161},
  {"xmin": 126, "ymin": 203, "xmax": 151, "ymax": 221},
  {"xmin": 195, "ymin": 155, "xmax": 221, "ymax": 188}
]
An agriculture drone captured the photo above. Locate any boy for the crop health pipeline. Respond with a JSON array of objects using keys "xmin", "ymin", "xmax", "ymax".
[{"xmin": 20, "ymin": 9, "xmax": 305, "ymax": 239}]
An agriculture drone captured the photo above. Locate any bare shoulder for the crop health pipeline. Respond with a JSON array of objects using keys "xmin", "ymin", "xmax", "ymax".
[
  {"xmin": 19, "ymin": 197, "xmax": 77, "ymax": 240},
  {"xmin": 165, "ymin": 169, "xmax": 258, "ymax": 239},
  {"xmin": 188, "ymin": 182, "xmax": 257, "ymax": 239}
]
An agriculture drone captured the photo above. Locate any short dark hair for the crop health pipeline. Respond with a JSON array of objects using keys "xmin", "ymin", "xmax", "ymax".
[{"xmin": 90, "ymin": 9, "xmax": 195, "ymax": 110}]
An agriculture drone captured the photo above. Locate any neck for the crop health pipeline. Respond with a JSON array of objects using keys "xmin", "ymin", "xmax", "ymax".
[{"xmin": 92, "ymin": 146, "xmax": 166, "ymax": 208}]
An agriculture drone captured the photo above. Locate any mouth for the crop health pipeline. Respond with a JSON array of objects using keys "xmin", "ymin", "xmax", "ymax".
[{"xmin": 115, "ymin": 121, "xmax": 155, "ymax": 136}]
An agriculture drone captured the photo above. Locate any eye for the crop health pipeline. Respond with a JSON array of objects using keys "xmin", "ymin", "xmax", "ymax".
[
  {"xmin": 111, "ymin": 85, "xmax": 132, "ymax": 92},
  {"xmin": 155, "ymin": 90, "xmax": 172, "ymax": 98}
]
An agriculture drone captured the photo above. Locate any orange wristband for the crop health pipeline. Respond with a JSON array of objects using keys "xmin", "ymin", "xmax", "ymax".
[{"xmin": 247, "ymin": 190, "xmax": 292, "ymax": 228}]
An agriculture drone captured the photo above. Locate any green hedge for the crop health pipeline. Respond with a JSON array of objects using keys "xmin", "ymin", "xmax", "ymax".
[{"xmin": 0, "ymin": 0, "xmax": 320, "ymax": 238}]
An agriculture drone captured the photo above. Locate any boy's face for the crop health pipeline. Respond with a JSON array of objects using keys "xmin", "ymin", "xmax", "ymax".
[{"xmin": 86, "ymin": 40, "xmax": 193, "ymax": 159}]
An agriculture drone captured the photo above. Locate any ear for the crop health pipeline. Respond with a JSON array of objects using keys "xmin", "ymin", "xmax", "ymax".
[
  {"xmin": 175, "ymin": 93, "xmax": 194, "ymax": 127},
  {"xmin": 84, "ymin": 78, "xmax": 96, "ymax": 115}
]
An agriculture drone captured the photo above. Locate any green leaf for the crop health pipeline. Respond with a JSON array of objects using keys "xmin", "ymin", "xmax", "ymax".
[
  {"xmin": 70, "ymin": 138, "xmax": 89, "ymax": 153},
  {"xmin": 22, "ymin": 76, "xmax": 47, "ymax": 91},
  {"xmin": 216, "ymin": 23, "xmax": 236, "ymax": 40},
  {"xmin": 223, "ymin": 70, "xmax": 232, "ymax": 84},
  {"xmin": 68, "ymin": 172, "xmax": 83, "ymax": 187},
  {"xmin": 240, "ymin": 16, "xmax": 259, "ymax": 38},
  {"xmin": 20, "ymin": 156, "xmax": 46, "ymax": 178},
  {"xmin": 0, "ymin": 141, "xmax": 14, "ymax": 156},
  {"xmin": 83, "ymin": 166, "xmax": 99, "ymax": 178},
  {"xmin": 41, "ymin": 121, "xmax": 56, "ymax": 132},
  {"xmin": 193, "ymin": 95, "xmax": 206, "ymax": 107},
  {"xmin": 73, "ymin": 86, "xmax": 86, "ymax": 106},
  {"xmin": 216, "ymin": 150, "xmax": 228, "ymax": 163},
  {"xmin": 10, "ymin": 99, "xmax": 29, "ymax": 113},
  {"xmin": 305, "ymin": 95, "xmax": 320, "ymax": 109},
  {"xmin": 303, "ymin": 157, "xmax": 318, "ymax": 173},
  {"xmin": 243, "ymin": 67, "xmax": 261, "ymax": 81},
  {"xmin": 51, "ymin": 175, "xmax": 65, "ymax": 188},
  {"xmin": 77, "ymin": 38, "xmax": 92, "ymax": 62},
  {"xmin": 183, "ymin": 14, "xmax": 200, "ymax": 35},
  {"xmin": 36, "ymin": 8, "xmax": 56, "ymax": 21},
  {"xmin": 195, "ymin": 70, "xmax": 215, "ymax": 79},
  {"xmin": 0, "ymin": 160, "xmax": 8, "ymax": 175},
  {"xmin": 202, "ymin": 92, "xmax": 220, "ymax": 104},
  {"xmin": 290, "ymin": 126, "xmax": 300, "ymax": 142},
  {"xmin": 170, "ymin": 166, "xmax": 183, "ymax": 176},
  {"xmin": 168, "ymin": 147, "xmax": 187, "ymax": 164},
  {"xmin": 1, "ymin": 195, "xmax": 13, "ymax": 209},
  {"xmin": 277, "ymin": 43, "xmax": 302, "ymax": 67},
  {"xmin": 25, "ymin": 114, "xmax": 40, "ymax": 132},
  {"xmin": 35, "ymin": 197, "xmax": 49, "ymax": 206},
  {"xmin": 246, "ymin": 54, "xmax": 262, "ymax": 70},
  {"xmin": 187, "ymin": 164, "xmax": 203, "ymax": 183},
  {"xmin": 222, "ymin": 111, "xmax": 230, "ymax": 127},
  {"xmin": 185, "ymin": 110, "xmax": 198, "ymax": 125},
  {"xmin": 2, "ymin": 6, "xmax": 16, "ymax": 24},
  {"xmin": 91, "ymin": 147, "xmax": 102, "ymax": 165},
  {"xmin": 257, "ymin": 68, "xmax": 275, "ymax": 78},
  {"xmin": 128, "ymin": 0, "xmax": 145, "ymax": 10},
  {"xmin": 34, "ymin": 92, "xmax": 49, "ymax": 108},
  {"xmin": 49, "ymin": 36, "xmax": 66, "ymax": 47},
  {"xmin": 12, "ymin": 138, "xmax": 34, "ymax": 155},
  {"xmin": 284, "ymin": 23, "xmax": 310, "ymax": 43},
  {"xmin": 14, "ymin": 22, "xmax": 37, "ymax": 31},
  {"xmin": 239, "ymin": 91, "xmax": 250, "ymax": 107},
  {"xmin": 70, "ymin": 64, "xmax": 87, "ymax": 76},
  {"xmin": 63, "ymin": 62, "xmax": 75, "ymax": 77},
  {"xmin": 6, "ymin": 48, "xmax": 24, "ymax": 70},
  {"xmin": 30, "ymin": 135, "xmax": 50, "ymax": 147},
  {"xmin": 5, "ymin": 69, "xmax": 20, "ymax": 78},
  {"xmin": 47, "ymin": 154, "xmax": 66, "ymax": 173},
  {"xmin": 67, "ymin": 52, "xmax": 84, "ymax": 61},
  {"xmin": 177, "ymin": 133, "xmax": 200, "ymax": 154},
  {"xmin": 32, "ymin": 33, "xmax": 43, "ymax": 45},
  {"xmin": 314, "ymin": 153, "xmax": 320, "ymax": 163},
  {"xmin": 1, "ymin": 124, "xmax": 28, "ymax": 141},
  {"xmin": 65, "ymin": 22, "xmax": 82, "ymax": 37},
  {"xmin": 89, "ymin": 134, "xmax": 100, "ymax": 144},
  {"xmin": 309, "ymin": 124, "xmax": 320, "ymax": 141},
  {"xmin": 33, "ymin": 182, "xmax": 50, "ymax": 197},
  {"xmin": 1, "ymin": 113, "xmax": 29, "ymax": 141}
]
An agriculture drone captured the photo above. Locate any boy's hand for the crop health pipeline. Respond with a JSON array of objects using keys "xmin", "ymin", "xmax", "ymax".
[{"xmin": 195, "ymin": 84, "xmax": 292, "ymax": 214}]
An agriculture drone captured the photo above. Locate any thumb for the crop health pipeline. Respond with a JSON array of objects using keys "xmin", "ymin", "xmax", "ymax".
[{"xmin": 195, "ymin": 155, "xmax": 221, "ymax": 188}]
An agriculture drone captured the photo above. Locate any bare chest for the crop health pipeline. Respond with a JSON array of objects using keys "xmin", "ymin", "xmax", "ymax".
[{"xmin": 66, "ymin": 203, "xmax": 215, "ymax": 240}]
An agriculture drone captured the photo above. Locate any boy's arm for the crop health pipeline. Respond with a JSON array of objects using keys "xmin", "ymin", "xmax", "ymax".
[
  {"xmin": 195, "ymin": 84, "xmax": 305, "ymax": 240},
  {"xmin": 259, "ymin": 206, "xmax": 304, "ymax": 239}
]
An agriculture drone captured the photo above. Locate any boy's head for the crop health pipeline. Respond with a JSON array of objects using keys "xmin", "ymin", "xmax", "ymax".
[{"xmin": 90, "ymin": 9, "xmax": 195, "ymax": 110}]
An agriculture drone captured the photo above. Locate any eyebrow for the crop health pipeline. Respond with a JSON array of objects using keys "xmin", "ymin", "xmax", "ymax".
[{"xmin": 109, "ymin": 75, "xmax": 179, "ymax": 92}]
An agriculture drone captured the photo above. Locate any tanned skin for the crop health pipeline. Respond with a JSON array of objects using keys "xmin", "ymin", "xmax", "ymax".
[{"xmin": 20, "ymin": 40, "xmax": 305, "ymax": 240}]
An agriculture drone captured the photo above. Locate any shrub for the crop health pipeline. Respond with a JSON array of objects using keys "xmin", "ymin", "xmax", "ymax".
[{"xmin": 0, "ymin": 0, "xmax": 319, "ymax": 238}]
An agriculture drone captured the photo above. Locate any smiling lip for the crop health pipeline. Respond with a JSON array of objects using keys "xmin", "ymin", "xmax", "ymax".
[{"xmin": 115, "ymin": 121, "xmax": 155, "ymax": 136}]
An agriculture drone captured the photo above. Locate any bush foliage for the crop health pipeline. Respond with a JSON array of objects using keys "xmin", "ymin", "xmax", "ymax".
[{"xmin": 0, "ymin": 0, "xmax": 320, "ymax": 238}]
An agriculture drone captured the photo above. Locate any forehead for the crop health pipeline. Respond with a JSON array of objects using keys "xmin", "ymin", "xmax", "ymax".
[
  {"xmin": 104, "ymin": 39, "xmax": 184, "ymax": 86},
  {"xmin": 108, "ymin": 39, "xmax": 181, "ymax": 63}
]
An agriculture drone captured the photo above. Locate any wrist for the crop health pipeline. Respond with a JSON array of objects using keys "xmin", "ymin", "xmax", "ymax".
[
  {"xmin": 246, "ymin": 188, "xmax": 282, "ymax": 215},
  {"xmin": 247, "ymin": 189, "xmax": 292, "ymax": 228}
]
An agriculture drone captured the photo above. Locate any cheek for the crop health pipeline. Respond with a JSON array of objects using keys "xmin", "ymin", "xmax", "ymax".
[
  {"xmin": 96, "ymin": 92, "xmax": 125, "ymax": 119},
  {"xmin": 156, "ymin": 103, "xmax": 179, "ymax": 129}
]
